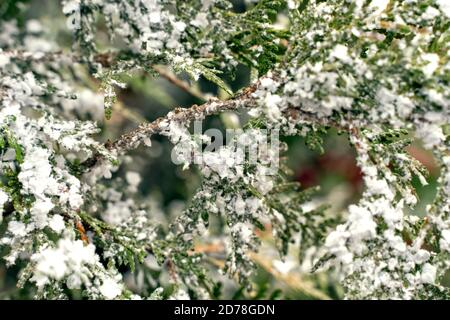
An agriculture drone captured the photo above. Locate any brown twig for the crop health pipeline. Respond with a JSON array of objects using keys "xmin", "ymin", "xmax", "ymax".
[
  {"xmin": 249, "ymin": 253, "xmax": 331, "ymax": 300},
  {"xmin": 75, "ymin": 220, "xmax": 89, "ymax": 245},
  {"xmin": 193, "ymin": 242, "xmax": 331, "ymax": 299},
  {"xmin": 152, "ymin": 65, "xmax": 208, "ymax": 102},
  {"xmin": 106, "ymin": 82, "xmax": 260, "ymax": 155}
]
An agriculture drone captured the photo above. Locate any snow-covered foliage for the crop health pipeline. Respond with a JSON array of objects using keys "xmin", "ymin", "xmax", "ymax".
[{"xmin": 0, "ymin": 0, "xmax": 449, "ymax": 299}]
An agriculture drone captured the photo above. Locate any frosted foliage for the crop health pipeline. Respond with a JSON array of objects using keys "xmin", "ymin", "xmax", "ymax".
[{"xmin": 0, "ymin": 0, "xmax": 449, "ymax": 300}]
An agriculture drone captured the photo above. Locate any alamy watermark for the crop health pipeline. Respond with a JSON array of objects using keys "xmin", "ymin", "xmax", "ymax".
[{"xmin": 170, "ymin": 120, "xmax": 280, "ymax": 175}]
